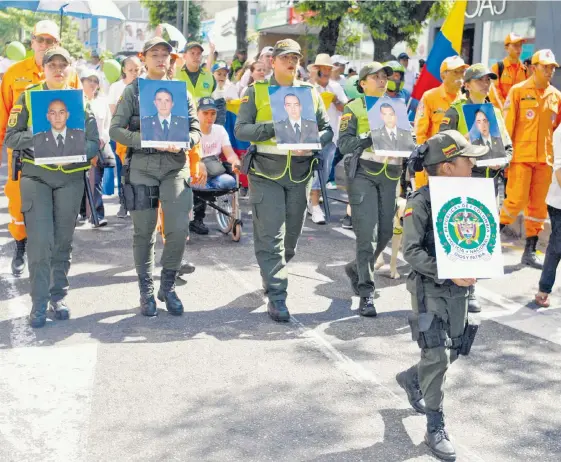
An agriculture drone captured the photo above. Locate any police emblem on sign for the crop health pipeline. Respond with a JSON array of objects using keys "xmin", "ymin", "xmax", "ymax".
[{"xmin": 436, "ymin": 197, "xmax": 497, "ymax": 262}]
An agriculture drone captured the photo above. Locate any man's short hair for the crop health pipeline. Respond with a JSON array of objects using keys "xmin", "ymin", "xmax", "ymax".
[
  {"xmin": 379, "ymin": 103, "xmax": 395, "ymax": 114},
  {"xmin": 48, "ymin": 99, "xmax": 68, "ymax": 111},
  {"xmin": 154, "ymin": 88, "xmax": 173, "ymax": 102},
  {"xmin": 475, "ymin": 109, "xmax": 488, "ymax": 120},
  {"xmin": 284, "ymin": 93, "xmax": 300, "ymax": 104}
]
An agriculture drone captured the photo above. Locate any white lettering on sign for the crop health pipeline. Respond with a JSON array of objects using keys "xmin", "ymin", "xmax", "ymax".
[{"xmin": 465, "ymin": 0, "xmax": 507, "ymax": 19}]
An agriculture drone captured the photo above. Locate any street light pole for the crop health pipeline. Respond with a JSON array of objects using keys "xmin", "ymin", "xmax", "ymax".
[{"xmin": 182, "ymin": 0, "xmax": 189, "ymax": 40}]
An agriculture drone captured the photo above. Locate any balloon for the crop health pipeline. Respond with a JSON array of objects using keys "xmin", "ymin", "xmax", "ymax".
[
  {"xmin": 103, "ymin": 59, "xmax": 121, "ymax": 83},
  {"xmin": 344, "ymin": 75, "xmax": 362, "ymax": 100},
  {"xmin": 6, "ymin": 41, "xmax": 26, "ymax": 62}
]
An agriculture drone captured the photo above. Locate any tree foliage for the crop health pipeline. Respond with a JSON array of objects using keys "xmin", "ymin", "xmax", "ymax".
[
  {"xmin": 141, "ymin": 0, "xmax": 203, "ymax": 41},
  {"xmin": 0, "ymin": 8, "xmax": 85, "ymax": 56}
]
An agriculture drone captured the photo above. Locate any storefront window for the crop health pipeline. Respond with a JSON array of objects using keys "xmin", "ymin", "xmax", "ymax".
[{"xmin": 485, "ymin": 17, "xmax": 536, "ymax": 66}]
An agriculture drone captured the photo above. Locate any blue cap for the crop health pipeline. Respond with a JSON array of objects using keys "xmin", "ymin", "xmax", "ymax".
[
  {"xmin": 198, "ymin": 97, "xmax": 217, "ymax": 111},
  {"xmin": 211, "ymin": 61, "xmax": 229, "ymax": 73}
]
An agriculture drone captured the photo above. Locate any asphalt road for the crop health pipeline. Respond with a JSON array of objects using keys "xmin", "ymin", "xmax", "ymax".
[{"xmin": 1, "ymin": 162, "xmax": 561, "ymax": 462}]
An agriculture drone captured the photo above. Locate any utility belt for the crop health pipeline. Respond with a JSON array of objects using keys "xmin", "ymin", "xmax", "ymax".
[
  {"xmin": 11, "ymin": 150, "xmax": 23, "ymax": 181},
  {"xmin": 120, "ymin": 147, "xmax": 160, "ymax": 212}
]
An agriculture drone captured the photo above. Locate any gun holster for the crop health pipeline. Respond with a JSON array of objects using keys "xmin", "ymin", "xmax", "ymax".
[
  {"xmin": 345, "ymin": 147, "xmax": 362, "ymax": 179},
  {"xmin": 241, "ymin": 145, "xmax": 257, "ymax": 175},
  {"xmin": 12, "ymin": 150, "xmax": 22, "ymax": 181},
  {"xmin": 459, "ymin": 317, "xmax": 480, "ymax": 356}
]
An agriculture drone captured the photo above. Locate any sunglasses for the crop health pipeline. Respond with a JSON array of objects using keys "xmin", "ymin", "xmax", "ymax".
[{"xmin": 33, "ymin": 35, "xmax": 57, "ymax": 46}]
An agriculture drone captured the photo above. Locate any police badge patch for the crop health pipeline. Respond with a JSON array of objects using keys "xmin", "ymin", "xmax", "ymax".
[{"xmin": 8, "ymin": 112, "xmax": 18, "ymax": 127}]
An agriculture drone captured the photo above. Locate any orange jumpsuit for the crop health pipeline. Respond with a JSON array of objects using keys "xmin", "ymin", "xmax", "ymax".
[
  {"xmin": 500, "ymin": 76, "xmax": 561, "ymax": 237},
  {"xmin": 0, "ymin": 56, "xmax": 80, "ymax": 241},
  {"xmin": 489, "ymin": 56, "xmax": 528, "ymax": 111},
  {"xmin": 413, "ymin": 84, "xmax": 461, "ymax": 187}
]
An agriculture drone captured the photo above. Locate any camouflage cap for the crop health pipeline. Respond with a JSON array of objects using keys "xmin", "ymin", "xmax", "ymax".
[
  {"xmin": 423, "ymin": 130, "xmax": 489, "ymax": 167},
  {"xmin": 143, "ymin": 37, "xmax": 173, "ymax": 54},
  {"xmin": 358, "ymin": 62, "xmax": 393, "ymax": 81},
  {"xmin": 42, "ymin": 46, "xmax": 71, "ymax": 66},
  {"xmin": 182, "ymin": 41, "xmax": 204, "ymax": 53},
  {"xmin": 272, "ymin": 39, "xmax": 302, "ymax": 58},
  {"xmin": 464, "ymin": 63, "xmax": 497, "ymax": 82}
]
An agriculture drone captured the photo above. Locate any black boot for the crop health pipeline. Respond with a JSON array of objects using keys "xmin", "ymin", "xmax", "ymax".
[
  {"xmin": 189, "ymin": 219, "xmax": 209, "ymax": 235},
  {"xmin": 425, "ymin": 410, "xmax": 456, "ymax": 461},
  {"xmin": 50, "ymin": 299, "xmax": 70, "ymax": 320},
  {"xmin": 11, "ymin": 238, "xmax": 27, "ymax": 277},
  {"xmin": 359, "ymin": 295, "xmax": 377, "ymax": 317},
  {"xmin": 157, "ymin": 269, "xmax": 184, "ymax": 315},
  {"xmin": 396, "ymin": 366, "xmax": 426, "ymax": 414},
  {"xmin": 267, "ymin": 300, "xmax": 290, "ymax": 322},
  {"xmin": 138, "ymin": 275, "xmax": 158, "ymax": 317},
  {"xmin": 178, "ymin": 261, "xmax": 196, "ymax": 277},
  {"xmin": 344, "ymin": 262, "xmax": 359, "ymax": 296},
  {"xmin": 29, "ymin": 301, "xmax": 48, "ymax": 328},
  {"xmin": 521, "ymin": 236, "xmax": 543, "ymax": 269},
  {"xmin": 467, "ymin": 285, "xmax": 481, "ymax": 313}
]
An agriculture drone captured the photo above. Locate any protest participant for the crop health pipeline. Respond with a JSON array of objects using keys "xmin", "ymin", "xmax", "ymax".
[{"xmin": 177, "ymin": 42, "xmax": 216, "ymax": 99}]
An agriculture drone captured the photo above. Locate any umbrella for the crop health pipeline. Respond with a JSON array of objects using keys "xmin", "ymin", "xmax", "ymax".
[
  {"xmin": 161, "ymin": 23, "xmax": 187, "ymax": 53},
  {"xmin": 0, "ymin": 1, "xmax": 125, "ymax": 21}
]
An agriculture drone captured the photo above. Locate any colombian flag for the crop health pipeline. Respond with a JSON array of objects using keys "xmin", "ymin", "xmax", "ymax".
[
  {"xmin": 411, "ymin": 1, "xmax": 467, "ymax": 100},
  {"xmin": 224, "ymin": 99, "xmax": 250, "ymax": 188}
]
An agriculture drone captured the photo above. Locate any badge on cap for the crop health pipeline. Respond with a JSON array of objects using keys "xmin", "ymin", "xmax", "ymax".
[
  {"xmin": 277, "ymin": 40, "xmax": 292, "ymax": 49},
  {"xmin": 442, "ymin": 144, "xmax": 458, "ymax": 157}
]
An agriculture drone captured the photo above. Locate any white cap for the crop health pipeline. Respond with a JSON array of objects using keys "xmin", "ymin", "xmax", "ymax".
[
  {"xmin": 259, "ymin": 46, "xmax": 274, "ymax": 57},
  {"xmin": 80, "ymin": 68, "xmax": 100, "ymax": 80},
  {"xmin": 331, "ymin": 55, "xmax": 349, "ymax": 65},
  {"xmin": 33, "ymin": 20, "xmax": 60, "ymax": 42},
  {"xmin": 440, "ymin": 55, "xmax": 468, "ymax": 73}
]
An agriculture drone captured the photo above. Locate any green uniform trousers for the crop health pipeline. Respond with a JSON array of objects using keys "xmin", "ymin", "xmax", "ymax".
[
  {"xmin": 129, "ymin": 154, "xmax": 192, "ymax": 276},
  {"xmin": 412, "ymin": 280, "xmax": 469, "ymax": 412},
  {"xmin": 249, "ymin": 172, "xmax": 312, "ymax": 301},
  {"xmin": 20, "ymin": 163, "xmax": 84, "ymax": 304},
  {"xmin": 346, "ymin": 166, "xmax": 398, "ymax": 297}
]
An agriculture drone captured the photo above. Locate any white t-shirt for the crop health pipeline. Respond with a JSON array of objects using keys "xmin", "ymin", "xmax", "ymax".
[
  {"xmin": 318, "ymin": 80, "xmax": 348, "ymax": 143},
  {"xmin": 108, "ymin": 80, "xmax": 127, "ymax": 107},
  {"xmin": 201, "ymin": 124, "xmax": 231, "ymax": 158},
  {"xmin": 212, "ymin": 80, "xmax": 239, "ymax": 101},
  {"xmin": 546, "ymin": 125, "xmax": 561, "ymax": 209}
]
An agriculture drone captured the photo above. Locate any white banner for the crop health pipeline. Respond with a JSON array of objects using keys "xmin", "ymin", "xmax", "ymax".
[{"xmin": 429, "ymin": 176, "xmax": 504, "ymax": 279}]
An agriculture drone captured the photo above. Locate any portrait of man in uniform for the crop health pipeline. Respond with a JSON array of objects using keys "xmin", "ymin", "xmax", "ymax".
[
  {"xmin": 463, "ymin": 103, "xmax": 507, "ymax": 166},
  {"xmin": 139, "ymin": 79, "xmax": 190, "ymax": 148}
]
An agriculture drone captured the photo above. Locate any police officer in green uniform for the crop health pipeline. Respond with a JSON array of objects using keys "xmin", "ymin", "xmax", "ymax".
[
  {"xmin": 176, "ymin": 42, "xmax": 216, "ymax": 99},
  {"xmin": 4, "ymin": 47, "xmax": 100, "ymax": 328},
  {"xmin": 234, "ymin": 39, "xmax": 332, "ymax": 322},
  {"xmin": 439, "ymin": 63, "xmax": 513, "ymax": 314},
  {"xmin": 396, "ymin": 130, "xmax": 487, "ymax": 461},
  {"xmin": 338, "ymin": 62, "xmax": 398, "ymax": 317},
  {"xmin": 110, "ymin": 37, "xmax": 202, "ymax": 317}
]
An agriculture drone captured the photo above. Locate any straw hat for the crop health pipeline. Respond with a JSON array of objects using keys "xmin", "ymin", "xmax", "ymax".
[{"xmin": 307, "ymin": 53, "xmax": 334, "ymax": 72}]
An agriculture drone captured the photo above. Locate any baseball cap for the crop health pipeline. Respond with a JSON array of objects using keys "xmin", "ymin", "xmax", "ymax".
[
  {"xmin": 440, "ymin": 56, "xmax": 469, "ymax": 73},
  {"xmin": 198, "ymin": 97, "xmax": 217, "ymax": 111},
  {"xmin": 259, "ymin": 46, "xmax": 274, "ymax": 57},
  {"xmin": 397, "ymin": 52, "xmax": 410, "ymax": 61},
  {"xmin": 531, "ymin": 49, "xmax": 559, "ymax": 67},
  {"xmin": 331, "ymin": 54, "xmax": 349, "ymax": 65},
  {"xmin": 33, "ymin": 20, "xmax": 60, "ymax": 42},
  {"xmin": 359, "ymin": 62, "xmax": 393, "ymax": 81},
  {"xmin": 504, "ymin": 33, "xmax": 526, "ymax": 46},
  {"xmin": 183, "ymin": 42, "xmax": 204, "ymax": 53},
  {"xmin": 42, "ymin": 46, "xmax": 71, "ymax": 66},
  {"xmin": 211, "ymin": 61, "xmax": 229, "ymax": 73},
  {"xmin": 423, "ymin": 130, "xmax": 489, "ymax": 167},
  {"xmin": 143, "ymin": 37, "xmax": 172, "ymax": 54},
  {"xmin": 79, "ymin": 68, "xmax": 100, "ymax": 80},
  {"xmin": 272, "ymin": 39, "xmax": 302, "ymax": 58},
  {"xmin": 464, "ymin": 63, "xmax": 497, "ymax": 82}
]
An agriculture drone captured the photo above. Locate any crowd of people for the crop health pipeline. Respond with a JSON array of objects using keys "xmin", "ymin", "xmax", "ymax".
[{"xmin": 1, "ymin": 18, "xmax": 561, "ymax": 462}]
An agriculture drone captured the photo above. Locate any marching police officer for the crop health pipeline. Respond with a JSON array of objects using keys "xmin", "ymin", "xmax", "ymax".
[
  {"xmin": 338, "ymin": 62, "xmax": 398, "ymax": 317},
  {"xmin": 396, "ymin": 130, "xmax": 488, "ymax": 461},
  {"xmin": 235, "ymin": 39, "xmax": 332, "ymax": 322},
  {"xmin": 4, "ymin": 47, "xmax": 99, "ymax": 328},
  {"xmin": 110, "ymin": 37, "xmax": 202, "ymax": 317}
]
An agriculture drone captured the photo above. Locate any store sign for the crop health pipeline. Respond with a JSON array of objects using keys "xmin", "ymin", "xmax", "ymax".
[
  {"xmin": 256, "ymin": 8, "xmax": 288, "ymax": 30},
  {"xmin": 465, "ymin": 0, "xmax": 506, "ymax": 18}
]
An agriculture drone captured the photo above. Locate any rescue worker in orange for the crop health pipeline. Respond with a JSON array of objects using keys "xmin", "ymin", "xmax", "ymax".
[
  {"xmin": 500, "ymin": 49, "xmax": 561, "ymax": 268},
  {"xmin": 413, "ymin": 56, "xmax": 468, "ymax": 189},
  {"xmin": 489, "ymin": 33, "xmax": 529, "ymax": 112},
  {"xmin": 0, "ymin": 20, "xmax": 80, "ymax": 277}
]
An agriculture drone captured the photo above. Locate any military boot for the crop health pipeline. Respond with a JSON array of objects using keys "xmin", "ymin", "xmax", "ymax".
[
  {"xmin": 50, "ymin": 299, "xmax": 70, "ymax": 320},
  {"xmin": 425, "ymin": 410, "xmax": 456, "ymax": 461},
  {"xmin": 29, "ymin": 300, "xmax": 48, "ymax": 328},
  {"xmin": 521, "ymin": 236, "xmax": 543, "ymax": 269},
  {"xmin": 396, "ymin": 366, "xmax": 426, "ymax": 414},
  {"xmin": 138, "ymin": 274, "xmax": 158, "ymax": 317},
  {"xmin": 267, "ymin": 300, "xmax": 290, "ymax": 322},
  {"xmin": 359, "ymin": 295, "xmax": 377, "ymax": 317},
  {"xmin": 467, "ymin": 286, "xmax": 481, "ymax": 313},
  {"xmin": 157, "ymin": 269, "xmax": 184, "ymax": 315},
  {"xmin": 344, "ymin": 262, "xmax": 359, "ymax": 296},
  {"xmin": 11, "ymin": 238, "xmax": 27, "ymax": 277}
]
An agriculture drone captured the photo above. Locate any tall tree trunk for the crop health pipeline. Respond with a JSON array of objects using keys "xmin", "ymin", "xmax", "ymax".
[
  {"xmin": 372, "ymin": 35, "xmax": 395, "ymax": 61},
  {"xmin": 236, "ymin": 0, "xmax": 248, "ymax": 53},
  {"xmin": 317, "ymin": 17, "xmax": 341, "ymax": 55}
]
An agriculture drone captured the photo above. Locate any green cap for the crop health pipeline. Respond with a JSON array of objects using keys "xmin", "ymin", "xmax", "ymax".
[
  {"xmin": 464, "ymin": 63, "xmax": 497, "ymax": 82},
  {"xmin": 182, "ymin": 41, "xmax": 204, "ymax": 53},
  {"xmin": 42, "ymin": 46, "xmax": 71, "ymax": 66},
  {"xmin": 272, "ymin": 39, "xmax": 302, "ymax": 58},
  {"xmin": 359, "ymin": 62, "xmax": 393, "ymax": 81},
  {"xmin": 143, "ymin": 37, "xmax": 172, "ymax": 54},
  {"xmin": 423, "ymin": 130, "xmax": 489, "ymax": 166}
]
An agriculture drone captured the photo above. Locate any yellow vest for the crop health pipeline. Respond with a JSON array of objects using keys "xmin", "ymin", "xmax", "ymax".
[
  {"xmin": 177, "ymin": 67, "xmax": 214, "ymax": 98},
  {"xmin": 24, "ymin": 85, "xmax": 90, "ymax": 173}
]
